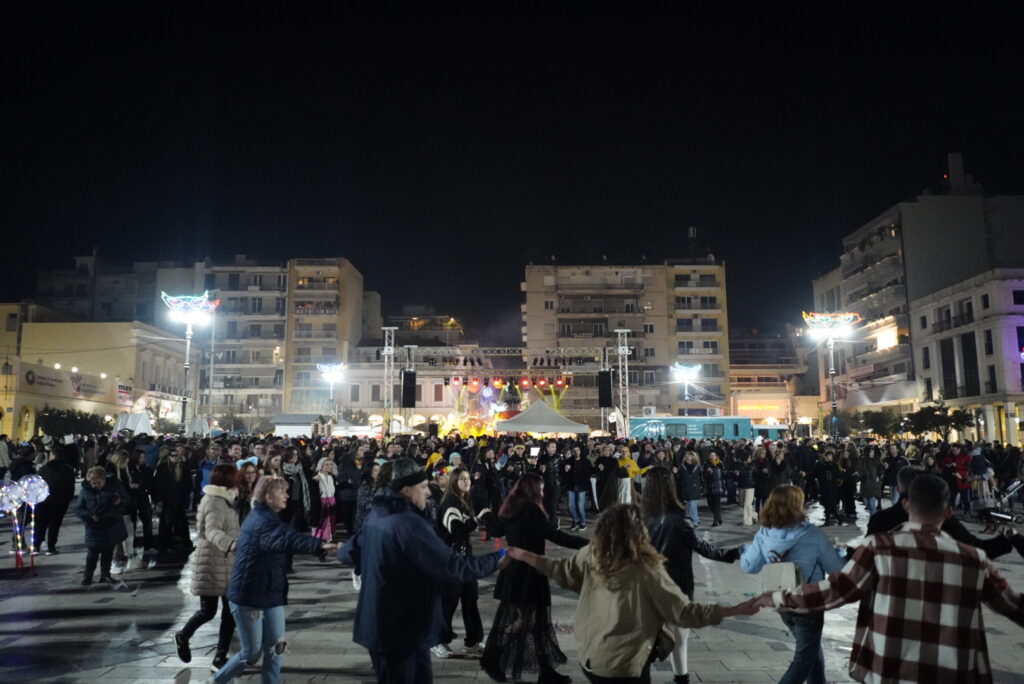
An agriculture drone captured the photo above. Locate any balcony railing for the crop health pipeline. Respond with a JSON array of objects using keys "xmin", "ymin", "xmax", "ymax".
[
  {"xmin": 555, "ymin": 280, "xmax": 644, "ymax": 290},
  {"xmin": 294, "ymin": 306, "xmax": 337, "ymax": 316},
  {"xmin": 294, "ymin": 259, "xmax": 337, "ymax": 266},
  {"xmin": 674, "ymin": 279, "xmax": 720, "ymax": 288},
  {"xmin": 292, "ymin": 355, "xmax": 338, "ymax": 364},
  {"xmin": 293, "ymin": 330, "xmax": 337, "ymax": 339},
  {"xmin": 952, "ymin": 312, "xmax": 974, "ymax": 328},
  {"xmin": 679, "ymin": 347, "xmax": 719, "ymax": 355},
  {"xmin": 294, "ymin": 282, "xmax": 337, "ymax": 291}
]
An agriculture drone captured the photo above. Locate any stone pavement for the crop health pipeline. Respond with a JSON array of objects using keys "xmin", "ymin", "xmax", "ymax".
[{"xmin": 2, "ymin": 495, "xmax": 1023, "ymax": 684}]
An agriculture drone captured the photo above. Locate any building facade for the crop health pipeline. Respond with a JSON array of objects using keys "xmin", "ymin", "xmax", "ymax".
[
  {"xmin": 728, "ymin": 327, "xmax": 809, "ymax": 432},
  {"xmin": 910, "ymin": 269, "xmax": 1023, "ymax": 446},
  {"xmin": 521, "ymin": 258, "xmax": 730, "ymax": 426}
]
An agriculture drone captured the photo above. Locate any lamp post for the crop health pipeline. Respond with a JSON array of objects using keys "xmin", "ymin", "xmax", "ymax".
[
  {"xmin": 671, "ymin": 363, "xmax": 701, "ymax": 417},
  {"xmin": 317, "ymin": 363, "xmax": 346, "ymax": 419},
  {"xmin": 162, "ymin": 291, "xmax": 220, "ymax": 434},
  {"xmin": 803, "ymin": 311, "xmax": 862, "ymax": 441}
]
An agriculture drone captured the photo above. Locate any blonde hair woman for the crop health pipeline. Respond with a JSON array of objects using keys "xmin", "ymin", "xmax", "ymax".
[
  {"xmin": 739, "ymin": 485, "xmax": 845, "ymax": 684},
  {"xmin": 509, "ymin": 504, "xmax": 758, "ymax": 683}
]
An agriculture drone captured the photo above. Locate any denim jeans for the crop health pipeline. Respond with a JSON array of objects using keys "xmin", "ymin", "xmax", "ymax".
[
  {"xmin": 568, "ymin": 490, "xmax": 587, "ymax": 527},
  {"xmin": 686, "ymin": 499, "xmax": 700, "ymax": 526},
  {"xmin": 889, "ymin": 487, "xmax": 900, "ymax": 505},
  {"xmin": 214, "ymin": 602, "xmax": 285, "ymax": 683},
  {"xmin": 778, "ymin": 611, "xmax": 825, "ymax": 684},
  {"xmin": 863, "ymin": 496, "xmax": 878, "ymax": 516}
]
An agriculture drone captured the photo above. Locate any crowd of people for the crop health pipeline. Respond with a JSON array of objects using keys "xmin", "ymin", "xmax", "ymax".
[{"xmin": 2, "ymin": 429, "xmax": 1024, "ymax": 683}]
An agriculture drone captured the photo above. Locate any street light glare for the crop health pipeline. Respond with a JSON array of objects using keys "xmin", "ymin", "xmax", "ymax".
[{"xmin": 671, "ymin": 363, "xmax": 701, "ymax": 382}]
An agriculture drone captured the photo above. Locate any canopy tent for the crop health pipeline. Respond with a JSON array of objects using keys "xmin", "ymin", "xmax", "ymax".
[
  {"xmin": 495, "ymin": 400, "xmax": 590, "ymax": 434},
  {"xmin": 188, "ymin": 416, "xmax": 212, "ymax": 437},
  {"xmin": 114, "ymin": 412, "xmax": 153, "ymax": 434}
]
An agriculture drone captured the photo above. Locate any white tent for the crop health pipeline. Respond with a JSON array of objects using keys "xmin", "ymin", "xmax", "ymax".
[
  {"xmin": 114, "ymin": 412, "xmax": 153, "ymax": 434},
  {"xmin": 189, "ymin": 416, "xmax": 212, "ymax": 437},
  {"xmin": 495, "ymin": 400, "xmax": 590, "ymax": 434}
]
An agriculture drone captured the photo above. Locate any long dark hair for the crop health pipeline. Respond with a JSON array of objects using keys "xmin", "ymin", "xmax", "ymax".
[
  {"xmin": 641, "ymin": 466, "xmax": 683, "ymax": 518},
  {"xmin": 499, "ymin": 472, "xmax": 545, "ymax": 519}
]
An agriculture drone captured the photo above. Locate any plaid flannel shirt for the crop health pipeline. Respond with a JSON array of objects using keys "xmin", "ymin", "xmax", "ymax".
[{"xmin": 772, "ymin": 521, "xmax": 1024, "ymax": 684}]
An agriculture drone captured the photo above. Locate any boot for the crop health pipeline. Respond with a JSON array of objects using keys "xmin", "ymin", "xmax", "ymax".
[
  {"xmin": 537, "ymin": 669, "xmax": 571, "ymax": 684},
  {"xmin": 674, "ymin": 675, "xmax": 690, "ymax": 684}
]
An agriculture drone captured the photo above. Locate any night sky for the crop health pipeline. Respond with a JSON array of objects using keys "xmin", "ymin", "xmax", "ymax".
[{"xmin": 4, "ymin": 8, "xmax": 1023, "ymax": 344}]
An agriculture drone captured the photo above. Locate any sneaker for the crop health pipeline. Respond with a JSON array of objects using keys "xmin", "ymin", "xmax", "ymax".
[
  {"xmin": 568, "ymin": 524, "xmax": 579, "ymax": 531},
  {"xmin": 81, "ymin": 576, "xmax": 93, "ymax": 586},
  {"xmin": 175, "ymin": 631, "xmax": 192, "ymax": 663},
  {"xmin": 578, "ymin": 525, "xmax": 587, "ymax": 531},
  {"xmin": 111, "ymin": 562, "xmax": 126, "ymax": 575},
  {"xmin": 463, "ymin": 643, "xmax": 484, "ymax": 656},
  {"xmin": 430, "ymin": 644, "xmax": 454, "ymax": 659},
  {"xmin": 211, "ymin": 652, "xmax": 228, "ymax": 670},
  {"xmin": 46, "ymin": 548, "xmax": 59, "ymax": 556},
  {"xmin": 147, "ymin": 559, "xmax": 158, "ymax": 569}
]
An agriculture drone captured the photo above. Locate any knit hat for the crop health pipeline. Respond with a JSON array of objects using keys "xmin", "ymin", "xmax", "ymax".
[{"xmin": 391, "ymin": 457, "xmax": 428, "ymax": 490}]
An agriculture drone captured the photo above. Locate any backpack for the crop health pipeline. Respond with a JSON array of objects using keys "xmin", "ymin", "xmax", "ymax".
[{"xmin": 760, "ymin": 548, "xmax": 803, "ymax": 592}]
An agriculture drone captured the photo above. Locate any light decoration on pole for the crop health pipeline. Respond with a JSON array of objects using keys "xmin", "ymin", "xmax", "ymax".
[
  {"xmin": 803, "ymin": 311, "xmax": 862, "ymax": 440},
  {"xmin": 317, "ymin": 363, "xmax": 346, "ymax": 417},
  {"xmin": 162, "ymin": 291, "xmax": 220, "ymax": 433}
]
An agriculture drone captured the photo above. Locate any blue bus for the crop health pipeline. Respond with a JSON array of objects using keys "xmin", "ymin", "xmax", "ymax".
[{"xmin": 628, "ymin": 415, "xmax": 790, "ymax": 442}]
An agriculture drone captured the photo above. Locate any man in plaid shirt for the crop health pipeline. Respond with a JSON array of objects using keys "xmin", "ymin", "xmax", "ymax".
[{"xmin": 755, "ymin": 474, "xmax": 1024, "ymax": 683}]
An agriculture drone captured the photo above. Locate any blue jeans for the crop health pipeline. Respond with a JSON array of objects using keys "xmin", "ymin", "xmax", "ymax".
[
  {"xmin": 778, "ymin": 611, "xmax": 825, "ymax": 684},
  {"xmin": 568, "ymin": 490, "xmax": 587, "ymax": 527},
  {"xmin": 889, "ymin": 487, "xmax": 900, "ymax": 505},
  {"xmin": 686, "ymin": 499, "xmax": 700, "ymax": 526},
  {"xmin": 214, "ymin": 602, "xmax": 285, "ymax": 683},
  {"xmin": 863, "ymin": 496, "xmax": 878, "ymax": 516}
]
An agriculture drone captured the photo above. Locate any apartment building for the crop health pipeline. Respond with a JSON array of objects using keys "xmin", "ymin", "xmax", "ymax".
[
  {"xmin": 521, "ymin": 257, "xmax": 729, "ymax": 426},
  {"xmin": 728, "ymin": 327, "xmax": 808, "ymax": 429},
  {"xmin": 911, "ymin": 269, "xmax": 1023, "ymax": 446}
]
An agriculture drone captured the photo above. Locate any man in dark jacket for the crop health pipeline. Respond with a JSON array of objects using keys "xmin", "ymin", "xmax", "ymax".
[
  {"xmin": 339, "ymin": 458, "xmax": 508, "ymax": 683},
  {"xmin": 867, "ymin": 465, "xmax": 1013, "ymax": 559},
  {"xmin": 35, "ymin": 447, "xmax": 77, "ymax": 554}
]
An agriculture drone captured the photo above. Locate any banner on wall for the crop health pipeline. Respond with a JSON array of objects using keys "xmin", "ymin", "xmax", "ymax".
[
  {"xmin": 117, "ymin": 384, "xmax": 133, "ymax": 406},
  {"xmin": 19, "ymin": 363, "xmax": 112, "ymax": 402}
]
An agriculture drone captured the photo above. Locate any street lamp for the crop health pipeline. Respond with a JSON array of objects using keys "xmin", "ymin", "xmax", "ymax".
[
  {"xmin": 317, "ymin": 363, "xmax": 346, "ymax": 418},
  {"xmin": 803, "ymin": 311, "xmax": 862, "ymax": 441},
  {"xmin": 671, "ymin": 363, "xmax": 701, "ymax": 416},
  {"xmin": 162, "ymin": 291, "xmax": 220, "ymax": 433}
]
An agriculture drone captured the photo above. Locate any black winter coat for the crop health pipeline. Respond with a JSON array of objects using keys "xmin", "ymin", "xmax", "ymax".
[
  {"xmin": 676, "ymin": 462, "xmax": 704, "ymax": 500},
  {"xmin": 564, "ymin": 455, "xmax": 591, "ymax": 491},
  {"xmin": 227, "ymin": 503, "xmax": 322, "ymax": 609},
  {"xmin": 753, "ymin": 458, "xmax": 774, "ymax": 499},
  {"xmin": 485, "ymin": 504, "xmax": 587, "ymax": 606},
  {"xmin": 75, "ymin": 477, "xmax": 129, "ymax": 549},
  {"xmin": 38, "ymin": 459, "xmax": 76, "ymax": 503},
  {"xmin": 153, "ymin": 461, "xmax": 192, "ymax": 509},
  {"xmin": 339, "ymin": 489, "xmax": 501, "ymax": 657},
  {"xmin": 646, "ymin": 509, "xmax": 740, "ymax": 598}
]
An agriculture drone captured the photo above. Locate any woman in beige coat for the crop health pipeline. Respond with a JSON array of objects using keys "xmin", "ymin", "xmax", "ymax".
[
  {"xmin": 509, "ymin": 504, "xmax": 759, "ymax": 684},
  {"xmin": 175, "ymin": 464, "xmax": 240, "ymax": 670}
]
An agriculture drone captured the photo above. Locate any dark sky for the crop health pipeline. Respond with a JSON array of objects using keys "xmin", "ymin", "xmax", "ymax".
[{"xmin": 4, "ymin": 8, "xmax": 1023, "ymax": 344}]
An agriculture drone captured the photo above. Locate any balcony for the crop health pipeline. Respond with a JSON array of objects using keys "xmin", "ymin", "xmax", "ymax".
[
  {"xmin": 293, "ymin": 330, "xmax": 337, "ymax": 339},
  {"xmin": 952, "ymin": 312, "xmax": 974, "ymax": 328},
  {"xmin": 555, "ymin": 279, "xmax": 644, "ymax": 291},
  {"xmin": 674, "ymin": 302, "xmax": 720, "ymax": 311},
  {"xmin": 932, "ymin": 319, "xmax": 952, "ymax": 334},
  {"xmin": 676, "ymin": 326, "xmax": 720, "ymax": 334},
  {"xmin": 294, "ymin": 306, "xmax": 337, "ymax": 316},
  {"xmin": 294, "ymin": 281, "xmax": 337, "ymax": 290},
  {"xmin": 674, "ymin": 278, "xmax": 720, "ymax": 289},
  {"xmin": 292, "ymin": 355, "xmax": 338, "ymax": 364},
  {"xmin": 679, "ymin": 347, "xmax": 719, "ymax": 355}
]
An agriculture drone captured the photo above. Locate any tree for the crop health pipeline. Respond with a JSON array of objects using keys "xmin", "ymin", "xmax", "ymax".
[
  {"xmin": 36, "ymin": 404, "xmax": 110, "ymax": 436},
  {"xmin": 860, "ymin": 409, "xmax": 900, "ymax": 437},
  {"xmin": 944, "ymin": 408, "xmax": 975, "ymax": 442},
  {"xmin": 903, "ymin": 401, "xmax": 974, "ymax": 441}
]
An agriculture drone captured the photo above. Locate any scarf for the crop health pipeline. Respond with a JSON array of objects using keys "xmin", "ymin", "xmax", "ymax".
[{"xmin": 283, "ymin": 462, "xmax": 312, "ymax": 513}]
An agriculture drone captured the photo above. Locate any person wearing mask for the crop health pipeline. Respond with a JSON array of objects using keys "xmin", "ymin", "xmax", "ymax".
[
  {"xmin": 34, "ymin": 446, "xmax": 77, "ymax": 555},
  {"xmin": 212, "ymin": 476, "xmax": 336, "ymax": 683},
  {"xmin": 339, "ymin": 458, "xmax": 508, "ymax": 683},
  {"xmin": 480, "ymin": 472, "xmax": 588, "ymax": 684},
  {"xmin": 153, "ymin": 446, "xmax": 194, "ymax": 552},
  {"xmin": 643, "ymin": 467, "xmax": 742, "ymax": 684},
  {"xmin": 755, "ymin": 475, "xmax": 1024, "ymax": 683},
  {"xmin": 508, "ymin": 504, "xmax": 759, "ymax": 684},
  {"xmin": 176, "ymin": 464, "xmax": 240, "ymax": 670},
  {"xmin": 432, "ymin": 467, "xmax": 491, "ymax": 659},
  {"xmin": 740, "ymin": 485, "xmax": 846, "ymax": 684},
  {"xmin": 76, "ymin": 466, "xmax": 130, "ymax": 585}
]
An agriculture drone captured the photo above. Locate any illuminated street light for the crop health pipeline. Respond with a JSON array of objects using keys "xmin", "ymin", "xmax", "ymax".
[
  {"xmin": 162, "ymin": 291, "xmax": 221, "ymax": 433},
  {"xmin": 671, "ymin": 363, "xmax": 701, "ymax": 416},
  {"xmin": 803, "ymin": 311, "xmax": 862, "ymax": 440},
  {"xmin": 317, "ymin": 363, "xmax": 346, "ymax": 418}
]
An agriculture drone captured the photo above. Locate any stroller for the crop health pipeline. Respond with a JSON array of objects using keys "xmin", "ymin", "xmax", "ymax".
[{"xmin": 980, "ymin": 478, "xmax": 1024, "ymax": 528}]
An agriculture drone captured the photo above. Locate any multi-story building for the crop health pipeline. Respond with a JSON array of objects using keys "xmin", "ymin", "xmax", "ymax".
[
  {"xmin": 283, "ymin": 258, "xmax": 365, "ymax": 415},
  {"xmin": 386, "ymin": 306, "xmax": 465, "ymax": 347},
  {"xmin": 815, "ymin": 154, "xmax": 1024, "ymax": 418},
  {"xmin": 910, "ymin": 269, "xmax": 1023, "ymax": 446},
  {"xmin": 521, "ymin": 257, "xmax": 729, "ymax": 426},
  {"xmin": 728, "ymin": 327, "xmax": 807, "ymax": 430}
]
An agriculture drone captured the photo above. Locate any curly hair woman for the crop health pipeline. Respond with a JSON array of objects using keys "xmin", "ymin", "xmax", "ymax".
[{"xmin": 509, "ymin": 504, "xmax": 758, "ymax": 683}]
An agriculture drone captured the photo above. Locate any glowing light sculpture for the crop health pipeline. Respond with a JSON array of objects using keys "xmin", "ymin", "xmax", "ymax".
[
  {"xmin": 162, "ymin": 291, "xmax": 221, "ymax": 433},
  {"xmin": 0, "ymin": 481, "xmax": 28, "ymax": 569}
]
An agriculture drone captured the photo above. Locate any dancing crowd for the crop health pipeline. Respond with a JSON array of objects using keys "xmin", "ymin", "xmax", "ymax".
[{"xmin": 3, "ymin": 430, "xmax": 1024, "ymax": 684}]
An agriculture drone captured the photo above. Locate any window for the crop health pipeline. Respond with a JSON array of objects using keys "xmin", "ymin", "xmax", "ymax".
[
  {"xmin": 544, "ymin": 300, "xmax": 555, "ymax": 310},
  {"xmin": 920, "ymin": 315, "xmax": 927, "ymax": 330},
  {"xmin": 700, "ymin": 318, "xmax": 717, "ymax": 332},
  {"xmin": 223, "ymin": 393, "xmax": 235, "ymax": 405},
  {"xmin": 984, "ymin": 330, "xmax": 993, "ymax": 355},
  {"xmin": 642, "ymin": 347, "xmax": 655, "ymax": 359},
  {"xmin": 273, "ymin": 324, "xmax": 284, "ymax": 338},
  {"xmin": 701, "ymin": 363, "xmax": 721, "ymax": 377},
  {"xmin": 295, "ymin": 347, "xmax": 310, "ymax": 359},
  {"xmin": 987, "ymin": 365, "xmax": 997, "ymax": 393},
  {"xmin": 981, "ymin": 293, "xmax": 990, "ymax": 309},
  {"xmin": 250, "ymin": 350, "xmax": 261, "ymax": 363},
  {"xmin": 227, "ymin": 273, "xmax": 240, "ymax": 290},
  {"xmin": 705, "ymin": 385, "xmax": 722, "ymax": 399},
  {"xmin": 294, "ymin": 372, "xmax": 309, "ymax": 384},
  {"xmin": 371, "ymin": 384, "xmax": 381, "ymax": 402},
  {"xmin": 275, "ymin": 298, "xmax": 285, "ymax": 314},
  {"xmin": 204, "ymin": 273, "xmax": 216, "ymax": 290},
  {"xmin": 643, "ymin": 370, "xmax": 656, "ymax": 385},
  {"xmin": 350, "ymin": 384, "xmax": 360, "ymax": 402},
  {"xmin": 416, "ymin": 384, "xmax": 423, "ymax": 402},
  {"xmin": 703, "ymin": 423, "xmax": 725, "ymax": 437},
  {"xmin": 250, "ymin": 274, "xmax": 263, "ymax": 287},
  {"xmin": 676, "ymin": 319, "xmax": 694, "ymax": 332},
  {"xmin": 699, "ymin": 296, "xmax": 717, "ymax": 308},
  {"xmin": 675, "ymin": 296, "xmax": 692, "ymax": 309},
  {"xmin": 627, "ymin": 370, "xmax": 639, "ymax": 384},
  {"xmin": 677, "ymin": 341, "xmax": 694, "ymax": 354},
  {"xmin": 1013, "ymin": 290, "xmax": 1024, "ymax": 305},
  {"xmin": 559, "ymin": 322, "xmax": 574, "ymax": 337},
  {"xmin": 703, "ymin": 340, "xmax": 719, "ymax": 353},
  {"xmin": 923, "ymin": 378, "xmax": 933, "ymax": 401},
  {"xmin": 5, "ymin": 313, "xmax": 16, "ymax": 331},
  {"xmin": 642, "ymin": 323, "xmax": 654, "ymax": 334},
  {"xmin": 276, "ymin": 274, "xmax": 287, "ymax": 290},
  {"xmin": 434, "ymin": 384, "xmax": 443, "ymax": 402},
  {"xmin": 624, "ymin": 300, "xmax": 637, "ymax": 313},
  {"xmin": 250, "ymin": 298, "xmax": 263, "ymax": 313},
  {"xmin": 593, "ymin": 322, "xmax": 607, "ymax": 336},
  {"xmin": 542, "ymin": 275, "xmax": 555, "ymax": 287},
  {"xmin": 223, "ymin": 350, "xmax": 237, "ymax": 363},
  {"xmin": 249, "ymin": 324, "xmax": 261, "ymax": 338},
  {"xmin": 226, "ymin": 321, "xmax": 238, "ymax": 338},
  {"xmin": 322, "ymin": 346, "xmax": 336, "ymax": 360},
  {"xmin": 922, "ymin": 346, "xmax": 930, "ymax": 370}
]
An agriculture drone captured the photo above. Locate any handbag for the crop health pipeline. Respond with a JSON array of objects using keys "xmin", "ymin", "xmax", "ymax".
[{"xmin": 759, "ymin": 549, "xmax": 803, "ymax": 593}]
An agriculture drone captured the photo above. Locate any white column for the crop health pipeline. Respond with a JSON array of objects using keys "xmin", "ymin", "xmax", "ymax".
[
  {"xmin": 1006, "ymin": 402, "xmax": 1020, "ymax": 447},
  {"xmin": 951, "ymin": 335, "xmax": 965, "ymax": 397},
  {"xmin": 983, "ymin": 404, "xmax": 997, "ymax": 442}
]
